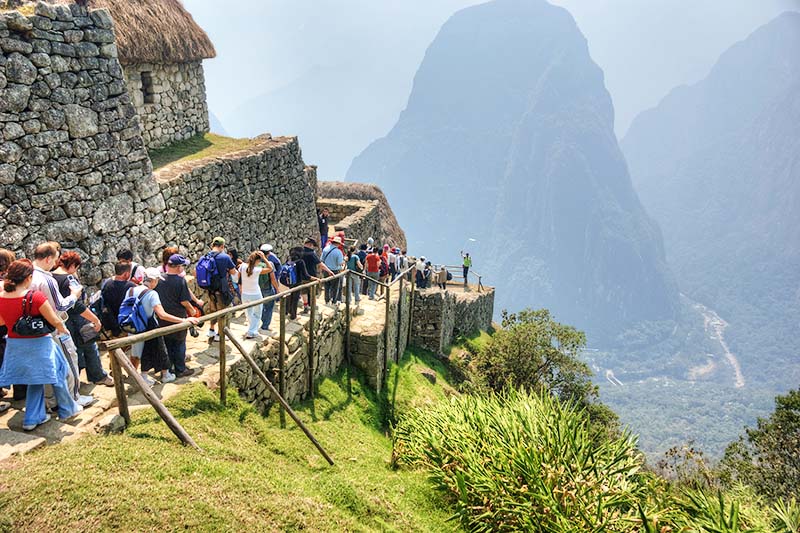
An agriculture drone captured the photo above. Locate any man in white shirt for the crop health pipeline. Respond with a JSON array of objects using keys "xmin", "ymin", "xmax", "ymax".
[{"xmin": 30, "ymin": 242, "xmax": 94, "ymax": 407}]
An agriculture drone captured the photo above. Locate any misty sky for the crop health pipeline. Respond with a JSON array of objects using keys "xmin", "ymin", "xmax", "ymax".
[{"xmin": 184, "ymin": 0, "xmax": 799, "ymax": 178}]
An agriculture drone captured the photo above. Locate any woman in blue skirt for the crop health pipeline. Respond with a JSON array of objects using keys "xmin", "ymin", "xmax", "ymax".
[{"xmin": 0, "ymin": 259, "xmax": 81, "ymax": 431}]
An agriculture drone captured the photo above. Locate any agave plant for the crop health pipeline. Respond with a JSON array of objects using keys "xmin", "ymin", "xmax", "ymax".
[{"xmin": 772, "ymin": 498, "xmax": 800, "ymax": 533}]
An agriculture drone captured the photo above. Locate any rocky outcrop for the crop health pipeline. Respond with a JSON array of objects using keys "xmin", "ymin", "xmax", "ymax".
[
  {"xmin": 317, "ymin": 181, "xmax": 407, "ymax": 249},
  {"xmin": 348, "ymin": 0, "xmax": 677, "ymax": 345}
]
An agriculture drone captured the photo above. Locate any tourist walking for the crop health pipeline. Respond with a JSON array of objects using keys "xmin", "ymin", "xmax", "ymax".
[
  {"xmin": 318, "ymin": 208, "xmax": 330, "ymax": 249},
  {"xmin": 155, "ymin": 255, "xmax": 200, "ymax": 378},
  {"xmin": 0, "ymin": 248, "xmax": 15, "ymax": 413},
  {"xmin": 158, "ymin": 246, "xmax": 204, "ymax": 311},
  {"xmin": 116, "ymin": 249, "xmax": 145, "ymax": 284},
  {"xmin": 129, "ymin": 268, "xmax": 199, "ymax": 386},
  {"xmin": 346, "ymin": 246, "xmax": 363, "ymax": 304},
  {"xmin": 30, "ymin": 243, "xmax": 92, "ymax": 407},
  {"xmin": 461, "ymin": 251, "xmax": 472, "ymax": 288},
  {"xmin": 286, "ymin": 247, "xmax": 317, "ymax": 320},
  {"xmin": 0, "ymin": 259, "xmax": 82, "ymax": 431},
  {"xmin": 52, "ymin": 252, "xmax": 110, "ymax": 387},
  {"xmin": 365, "ymin": 249, "xmax": 381, "ymax": 300},
  {"xmin": 322, "ymin": 236, "xmax": 345, "ymax": 305},
  {"xmin": 196, "ymin": 237, "xmax": 238, "ymax": 342},
  {"xmin": 357, "ymin": 244, "xmax": 369, "ymax": 296},
  {"xmin": 258, "ymin": 244, "xmax": 281, "ymax": 333},
  {"xmin": 437, "ymin": 265, "xmax": 449, "ymax": 291},
  {"xmin": 99, "ymin": 263, "xmax": 135, "ymax": 336},
  {"xmin": 238, "ymin": 251, "xmax": 273, "ymax": 339},
  {"xmin": 301, "ymin": 237, "xmax": 333, "ymax": 313}
]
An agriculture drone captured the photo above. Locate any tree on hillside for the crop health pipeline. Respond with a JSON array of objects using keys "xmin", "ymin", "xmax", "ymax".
[
  {"xmin": 720, "ymin": 389, "xmax": 800, "ymax": 500},
  {"xmin": 472, "ymin": 309, "xmax": 597, "ymax": 401}
]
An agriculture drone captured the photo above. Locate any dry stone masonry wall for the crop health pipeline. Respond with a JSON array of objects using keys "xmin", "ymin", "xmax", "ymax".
[
  {"xmin": 0, "ymin": 3, "xmax": 153, "ymax": 284},
  {"xmin": 124, "ymin": 61, "xmax": 209, "ymax": 149},
  {"xmin": 411, "ymin": 287, "xmax": 495, "ymax": 354},
  {"xmin": 155, "ymin": 135, "xmax": 318, "ymax": 262},
  {"xmin": 316, "ymin": 197, "xmax": 381, "ymax": 246}
]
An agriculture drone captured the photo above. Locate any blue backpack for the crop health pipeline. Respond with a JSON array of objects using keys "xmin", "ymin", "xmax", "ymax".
[
  {"xmin": 118, "ymin": 288, "xmax": 152, "ymax": 334},
  {"xmin": 279, "ymin": 261, "xmax": 298, "ymax": 286},
  {"xmin": 195, "ymin": 251, "xmax": 220, "ymax": 289}
]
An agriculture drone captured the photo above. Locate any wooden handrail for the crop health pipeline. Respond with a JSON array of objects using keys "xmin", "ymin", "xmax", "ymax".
[{"xmin": 101, "ymin": 270, "xmax": 350, "ymax": 351}]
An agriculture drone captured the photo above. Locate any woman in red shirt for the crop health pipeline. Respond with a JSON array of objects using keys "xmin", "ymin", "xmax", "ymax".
[{"xmin": 0, "ymin": 259, "xmax": 82, "ymax": 431}]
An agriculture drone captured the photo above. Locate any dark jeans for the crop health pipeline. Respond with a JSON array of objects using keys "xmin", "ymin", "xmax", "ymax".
[
  {"xmin": 164, "ymin": 332, "xmax": 187, "ymax": 374},
  {"xmin": 463, "ymin": 266, "xmax": 469, "ymax": 283},
  {"xmin": 77, "ymin": 342, "xmax": 108, "ymax": 383},
  {"xmin": 287, "ymin": 287, "xmax": 303, "ymax": 319},
  {"xmin": 325, "ymin": 272, "xmax": 341, "ymax": 304},
  {"xmin": 260, "ymin": 285, "xmax": 276, "ymax": 330}
]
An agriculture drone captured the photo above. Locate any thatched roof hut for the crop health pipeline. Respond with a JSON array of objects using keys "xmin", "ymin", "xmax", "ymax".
[{"xmin": 57, "ymin": 0, "xmax": 216, "ymax": 64}]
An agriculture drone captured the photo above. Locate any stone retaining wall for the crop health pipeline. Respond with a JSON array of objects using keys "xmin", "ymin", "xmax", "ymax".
[
  {"xmin": 0, "ymin": 3, "xmax": 154, "ymax": 284},
  {"xmin": 124, "ymin": 61, "xmax": 209, "ymax": 149},
  {"xmin": 411, "ymin": 287, "xmax": 495, "ymax": 354},
  {"xmin": 316, "ymin": 197, "xmax": 380, "ymax": 247},
  {"xmin": 154, "ymin": 135, "xmax": 318, "ymax": 266}
]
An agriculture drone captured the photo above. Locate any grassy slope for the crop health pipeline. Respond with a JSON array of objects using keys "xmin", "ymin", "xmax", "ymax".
[
  {"xmin": 149, "ymin": 133, "xmax": 260, "ymax": 170},
  {"xmin": 0, "ymin": 350, "xmax": 460, "ymax": 533}
]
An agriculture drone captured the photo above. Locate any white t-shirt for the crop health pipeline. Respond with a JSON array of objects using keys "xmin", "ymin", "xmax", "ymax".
[{"xmin": 238, "ymin": 264, "xmax": 264, "ymax": 296}]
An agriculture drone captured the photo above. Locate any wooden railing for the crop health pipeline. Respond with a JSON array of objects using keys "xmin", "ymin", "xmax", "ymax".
[
  {"xmin": 99, "ymin": 264, "xmax": 418, "ymax": 462},
  {"xmin": 442, "ymin": 264, "xmax": 484, "ymax": 292}
]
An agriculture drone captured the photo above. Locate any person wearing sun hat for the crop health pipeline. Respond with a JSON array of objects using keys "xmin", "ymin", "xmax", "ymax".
[{"xmin": 321, "ymin": 235, "xmax": 345, "ymax": 305}]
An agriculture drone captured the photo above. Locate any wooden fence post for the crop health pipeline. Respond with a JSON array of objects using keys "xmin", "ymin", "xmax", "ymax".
[
  {"xmin": 383, "ymin": 281, "xmax": 391, "ymax": 380},
  {"xmin": 279, "ymin": 294, "xmax": 287, "ymax": 428},
  {"xmin": 111, "ymin": 349, "xmax": 200, "ymax": 450},
  {"xmin": 308, "ymin": 284, "xmax": 316, "ymax": 398},
  {"xmin": 396, "ymin": 276, "xmax": 404, "ymax": 357},
  {"xmin": 345, "ymin": 272, "xmax": 351, "ymax": 366},
  {"xmin": 407, "ymin": 267, "xmax": 416, "ymax": 344},
  {"xmin": 109, "ymin": 349, "xmax": 129, "ymax": 425},
  {"xmin": 218, "ymin": 315, "xmax": 227, "ymax": 406},
  {"xmin": 223, "ymin": 327, "xmax": 334, "ymax": 465}
]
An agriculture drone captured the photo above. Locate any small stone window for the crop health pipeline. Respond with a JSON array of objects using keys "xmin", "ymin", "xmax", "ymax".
[{"xmin": 141, "ymin": 71, "xmax": 155, "ymax": 104}]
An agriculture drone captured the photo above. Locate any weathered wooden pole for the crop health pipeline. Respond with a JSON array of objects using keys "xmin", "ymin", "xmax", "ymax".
[
  {"xmin": 108, "ymin": 349, "xmax": 129, "ymax": 425},
  {"xmin": 396, "ymin": 276, "xmax": 404, "ymax": 357},
  {"xmin": 111, "ymin": 349, "xmax": 200, "ymax": 450},
  {"xmin": 308, "ymin": 283, "xmax": 316, "ymax": 398},
  {"xmin": 383, "ymin": 281, "xmax": 391, "ymax": 380},
  {"xmin": 344, "ymin": 272, "xmax": 352, "ymax": 366},
  {"xmin": 279, "ymin": 294, "xmax": 287, "ymax": 428},
  {"xmin": 407, "ymin": 267, "xmax": 416, "ymax": 343},
  {"xmin": 218, "ymin": 315, "xmax": 227, "ymax": 406},
  {"xmin": 223, "ymin": 327, "xmax": 334, "ymax": 466}
]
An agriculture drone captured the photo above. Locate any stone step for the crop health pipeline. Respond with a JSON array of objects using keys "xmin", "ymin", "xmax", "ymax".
[{"xmin": 0, "ymin": 429, "xmax": 46, "ymax": 461}]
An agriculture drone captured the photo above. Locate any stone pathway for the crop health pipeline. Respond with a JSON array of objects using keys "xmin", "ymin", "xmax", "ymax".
[{"xmin": 0, "ymin": 292, "xmax": 384, "ymax": 461}]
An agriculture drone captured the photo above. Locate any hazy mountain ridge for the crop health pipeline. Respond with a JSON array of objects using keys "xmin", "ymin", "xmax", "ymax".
[
  {"xmin": 622, "ymin": 12, "xmax": 800, "ymax": 390},
  {"xmin": 348, "ymin": 0, "xmax": 678, "ymax": 345}
]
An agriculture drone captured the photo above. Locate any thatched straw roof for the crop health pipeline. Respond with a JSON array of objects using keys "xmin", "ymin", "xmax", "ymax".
[{"xmin": 56, "ymin": 0, "xmax": 216, "ymax": 64}]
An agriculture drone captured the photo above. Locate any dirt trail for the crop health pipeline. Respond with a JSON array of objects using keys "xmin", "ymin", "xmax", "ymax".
[{"xmin": 692, "ymin": 301, "xmax": 745, "ymax": 388}]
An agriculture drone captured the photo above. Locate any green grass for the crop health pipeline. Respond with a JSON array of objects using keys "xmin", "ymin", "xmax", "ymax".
[
  {"xmin": 149, "ymin": 133, "xmax": 261, "ymax": 170},
  {"xmin": 0, "ymin": 357, "xmax": 460, "ymax": 532}
]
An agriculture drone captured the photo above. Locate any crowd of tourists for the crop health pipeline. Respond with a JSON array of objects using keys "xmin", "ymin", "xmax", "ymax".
[{"xmin": 0, "ymin": 231, "xmax": 472, "ymax": 431}]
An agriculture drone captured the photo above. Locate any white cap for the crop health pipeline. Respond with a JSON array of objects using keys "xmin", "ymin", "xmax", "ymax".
[
  {"xmin": 143, "ymin": 267, "xmax": 164, "ymax": 281},
  {"xmin": 260, "ymin": 243, "xmax": 273, "ymax": 252},
  {"xmin": 367, "ymin": 237, "xmax": 374, "ymax": 244}
]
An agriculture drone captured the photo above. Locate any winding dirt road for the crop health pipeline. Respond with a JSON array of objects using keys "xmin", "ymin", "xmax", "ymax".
[{"xmin": 692, "ymin": 301, "xmax": 745, "ymax": 388}]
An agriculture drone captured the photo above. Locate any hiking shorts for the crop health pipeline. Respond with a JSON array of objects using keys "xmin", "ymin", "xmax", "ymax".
[{"xmin": 204, "ymin": 290, "xmax": 230, "ymax": 314}]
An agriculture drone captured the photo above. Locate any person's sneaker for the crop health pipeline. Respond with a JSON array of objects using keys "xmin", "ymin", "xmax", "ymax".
[
  {"xmin": 59, "ymin": 405, "xmax": 83, "ymax": 423},
  {"xmin": 206, "ymin": 329, "xmax": 216, "ymax": 339},
  {"xmin": 22, "ymin": 414, "xmax": 51, "ymax": 431},
  {"xmin": 0, "ymin": 401, "xmax": 10, "ymax": 413},
  {"xmin": 161, "ymin": 371, "xmax": 176, "ymax": 384},
  {"xmin": 77, "ymin": 394, "xmax": 96, "ymax": 407},
  {"xmin": 300, "ymin": 306, "xmax": 310, "ymax": 315},
  {"xmin": 177, "ymin": 368, "xmax": 195, "ymax": 378},
  {"xmin": 140, "ymin": 373, "xmax": 156, "ymax": 387},
  {"xmin": 260, "ymin": 328, "xmax": 274, "ymax": 336},
  {"xmin": 94, "ymin": 376, "xmax": 114, "ymax": 387}
]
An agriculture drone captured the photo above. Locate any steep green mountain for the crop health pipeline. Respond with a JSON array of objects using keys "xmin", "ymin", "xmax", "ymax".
[
  {"xmin": 347, "ymin": 0, "xmax": 678, "ymax": 344},
  {"xmin": 621, "ymin": 12, "xmax": 800, "ymax": 390}
]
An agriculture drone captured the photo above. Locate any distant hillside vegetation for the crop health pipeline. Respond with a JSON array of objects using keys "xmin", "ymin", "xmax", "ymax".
[{"xmin": 621, "ymin": 12, "xmax": 800, "ymax": 392}]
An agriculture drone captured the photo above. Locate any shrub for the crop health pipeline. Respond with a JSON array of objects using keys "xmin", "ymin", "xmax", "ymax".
[{"xmin": 392, "ymin": 389, "xmax": 648, "ymax": 531}]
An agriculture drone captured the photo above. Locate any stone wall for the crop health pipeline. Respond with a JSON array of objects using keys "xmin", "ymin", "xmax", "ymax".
[
  {"xmin": 317, "ymin": 181, "xmax": 407, "ymax": 249},
  {"xmin": 0, "ymin": 3, "xmax": 154, "ymax": 284},
  {"xmin": 124, "ymin": 60, "xmax": 209, "ymax": 150},
  {"xmin": 350, "ymin": 277, "xmax": 412, "ymax": 391},
  {"xmin": 411, "ymin": 287, "xmax": 495, "ymax": 354},
  {"xmin": 230, "ymin": 305, "xmax": 346, "ymax": 413},
  {"xmin": 154, "ymin": 135, "xmax": 318, "ymax": 266},
  {"xmin": 316, "ymin": 197, "xmax": 380, "ymax": 247}
]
